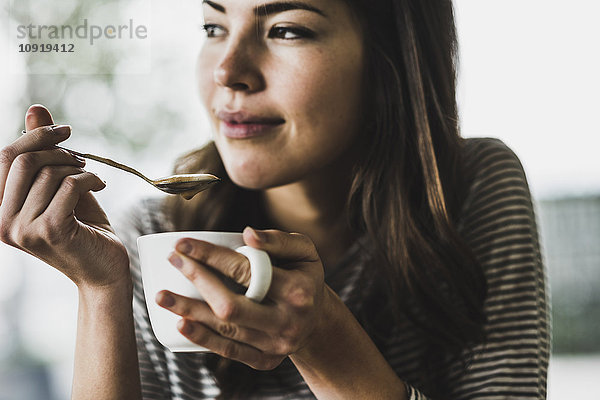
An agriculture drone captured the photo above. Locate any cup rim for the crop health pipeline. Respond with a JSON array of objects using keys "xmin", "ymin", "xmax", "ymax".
[{"xmin": 137, "ymin": 231, "xmax": 244, "ymax": 240}]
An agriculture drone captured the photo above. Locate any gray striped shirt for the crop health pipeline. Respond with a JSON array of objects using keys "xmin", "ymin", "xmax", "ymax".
[{"xmin": 116, "ymin": 137, "xmax": 550, "ymax": 399}]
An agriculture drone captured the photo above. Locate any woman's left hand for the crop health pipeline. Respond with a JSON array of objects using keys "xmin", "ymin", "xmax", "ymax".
[{"xmin": 155, "ymin": 226, "xmax": 331, "ymax": 370}]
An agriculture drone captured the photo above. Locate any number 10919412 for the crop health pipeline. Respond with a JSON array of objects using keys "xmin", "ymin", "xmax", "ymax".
[{"xmin": 19, "ymin": 43, "xmax": 75, "ymax": 53}]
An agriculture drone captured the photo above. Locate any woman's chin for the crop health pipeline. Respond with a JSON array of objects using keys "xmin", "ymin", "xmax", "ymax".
[
  {"xmin": 228, "ymin": 169, "xmax": 292, "ymax": 191},
  {"xmin": 221, "ymin": 155, "xmax": 300, "ymax": 190},
  {"xmin": 227, "ymin": 170, "xmax": 272, "ymax": 190}
]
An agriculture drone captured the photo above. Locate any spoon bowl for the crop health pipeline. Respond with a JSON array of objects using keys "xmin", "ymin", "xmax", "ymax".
[
  {"xmin": 151, "ymin": 174, "xmax": 221, "ymax": 199},
  {"xmin": 56, "ymin": 146, "xmax": 220, "ymax": 199}
]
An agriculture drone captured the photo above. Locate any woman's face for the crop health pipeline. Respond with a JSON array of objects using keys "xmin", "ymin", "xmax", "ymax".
[{"xmin": 197, "ymin": 0, "xmax": 365, "ymax": 189}]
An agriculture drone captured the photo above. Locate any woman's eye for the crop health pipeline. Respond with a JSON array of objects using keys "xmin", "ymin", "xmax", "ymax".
[
  {"xmin": 201, "ymin": 24, "xmax": 226, "ymax": 38},
  {"xmin": 268, "ymin": 26, "xmax": 315, "ymax": 40}
]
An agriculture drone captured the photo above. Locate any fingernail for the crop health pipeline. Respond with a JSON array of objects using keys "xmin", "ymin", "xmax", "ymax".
[
  {"xmin": 176, "ymin": 240, "xmax": 192, "ymax": 254},
  {"xmin": 51, "ymin": 125, "xmax": 71, "ymax": 135},
  {"xmin": 245, "ymin": 226, "xmax": 264, "ymax": 242},
  {"xmin": 156, "ymin": 291, "xmax": 175, "ymax": 307},
  {"xmin": 178, "ymin": 319, "xmax": 193, "ymax": 335},
  {"xmin": 168, "ymin": 251, "xmax": 183, "ymax": 269}
]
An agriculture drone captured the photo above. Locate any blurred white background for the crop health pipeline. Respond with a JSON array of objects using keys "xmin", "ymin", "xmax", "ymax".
[
  {"xmin": 455, "ymin": 0, "xmax": 600, "ymax": 197},
  {"xmin": 0, "ymin": 0, "xmax": 598, "ymax": 398}
]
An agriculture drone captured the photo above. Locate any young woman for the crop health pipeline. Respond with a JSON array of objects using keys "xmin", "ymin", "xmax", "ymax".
[{"xmin": 0, "ymin": 0, "xmax": 549, "ymax": 398}]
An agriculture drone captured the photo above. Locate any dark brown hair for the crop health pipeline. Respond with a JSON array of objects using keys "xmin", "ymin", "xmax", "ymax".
[{"xmin": 164, "ymin": 0, "xmax": 487, "ymax": 396}]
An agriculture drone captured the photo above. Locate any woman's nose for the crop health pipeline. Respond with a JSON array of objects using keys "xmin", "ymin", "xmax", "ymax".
[{"xmin": 213, "ymin": 40, "xmax": 264, "ymax": 92}]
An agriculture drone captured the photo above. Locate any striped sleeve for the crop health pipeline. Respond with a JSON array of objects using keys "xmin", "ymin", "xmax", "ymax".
[
  {"xmin": 453, "ymin": 138, "xmax": 550, "ymax": 398},
  {"xmin": 114, "ymin": 201, "xmax": 172, "ymax": 399},
  {"xmin": 406, "ymin": 138, "xmax": 550, "ymax": 399},
  {"xmin": 406, "ymin": 383, "xmax": 428, "ymax": 400}
]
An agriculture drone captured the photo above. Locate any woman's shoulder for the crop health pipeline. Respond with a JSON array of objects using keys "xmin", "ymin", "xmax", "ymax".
[
  {"xmin": 459, "ymin": 137, "xmax": 533, "ymax": 222},
  {"xmin": 461, "ymin": 137, "xmax": 526, "ymax": 178},
  {"xmin": 457, "ymin": 137, "xmax": 540, "ymax": 258}
]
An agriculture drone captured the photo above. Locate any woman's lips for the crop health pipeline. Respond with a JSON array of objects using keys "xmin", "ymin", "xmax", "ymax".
[{"xmin": 220, "ymin": 120, "xmax": 284, "ymax": 139}]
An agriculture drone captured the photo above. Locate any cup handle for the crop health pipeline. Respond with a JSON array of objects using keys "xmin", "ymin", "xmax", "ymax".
[{"xmin": 234, "ymin": 246, "xmax": 272, "ymax": 302}]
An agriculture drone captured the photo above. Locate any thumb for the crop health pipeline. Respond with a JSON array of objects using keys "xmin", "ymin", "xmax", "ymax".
[
  {"xmin": 242, "ymin": 227, "xmax": 320, "ymax": 264},
  {"xmin": 25, "ymin": 104, "xmax": 54, "ymax": 132}
]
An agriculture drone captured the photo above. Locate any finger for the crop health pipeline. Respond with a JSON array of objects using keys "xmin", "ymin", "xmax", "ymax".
[
  {"xmin": 44, "ymin": 171, "xmax": 106, "ymax": 221},
  {"xmin": 175, "ymin": 238, "xmax": 254, "ymax": 287},
  {"xmin": 155, "ymin": 291, "xmax": 278, "ymax": 352},
  {"xmin": 176, "ymin": 319, "xmax": 284, "ymax": 370},
  {"xmin": 25, "ymin": 104, "xmax": 54, "ymax": 131},
  {"xmin": 20, "ymin": 165, "xmax": 87, "ymax": 221},
  {"xmin": 0, "ymin": 125, "xmax": 71, "ymax": 204},
  {"xmin": 168, "ymin": 251, "xmax": 282, "ymax": 330},
  {"xmin": 0, "ymin": 149, "xmax": 86, "ymax": 216},
  {"xmin": 242, "ymin": 226, "xmax": 320, "ymax": 264}
]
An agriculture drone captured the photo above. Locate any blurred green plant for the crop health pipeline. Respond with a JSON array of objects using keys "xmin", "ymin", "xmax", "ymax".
[
  {"xmin": 10, "ymin": 0, "xmax": 186, "ymax": 151},
  {"xmin": 538, "ymin": 196, "xmax": 600, "ymax": 354}
]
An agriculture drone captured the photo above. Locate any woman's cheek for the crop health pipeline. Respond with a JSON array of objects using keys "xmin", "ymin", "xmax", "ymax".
[{"xmin": 216, "ymin": 138, "xmax": 309, "ymax": 190}]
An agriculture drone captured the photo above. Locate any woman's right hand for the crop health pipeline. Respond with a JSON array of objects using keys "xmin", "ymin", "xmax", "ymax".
[{"xmin": 0, "ymin": 104, "xmax": 130, "ymax": 291}]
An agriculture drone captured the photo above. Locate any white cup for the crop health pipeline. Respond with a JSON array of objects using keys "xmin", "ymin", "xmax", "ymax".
[{"xmin": 137, "ymin": 231, "xmax": 272, "ymax": 352}]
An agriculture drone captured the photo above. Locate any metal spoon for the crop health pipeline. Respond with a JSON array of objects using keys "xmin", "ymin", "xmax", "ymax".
[{"xmin": 56, "ymin": 145, "xmax": 220, "ymax": 200}]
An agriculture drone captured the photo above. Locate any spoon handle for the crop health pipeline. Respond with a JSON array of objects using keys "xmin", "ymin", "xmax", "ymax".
[{"xmin": 56, "ymin": 145, "xmax": 154, "ymax": 185}]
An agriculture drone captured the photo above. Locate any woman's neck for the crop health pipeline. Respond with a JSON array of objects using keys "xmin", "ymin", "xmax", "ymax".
[{"xmin": 261, "ymin": 163, "xmax": 357, "ymax": 272}]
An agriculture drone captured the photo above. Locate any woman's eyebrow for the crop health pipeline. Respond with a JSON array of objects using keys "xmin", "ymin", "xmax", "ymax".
[
  {"xmin": 202, "ymin": 1, "xmax": 327, "ymax": 18},
  {"xmin": 203, "ymin": 1, "xmax": 225, "ymax": 13},
  {"xmin": 255, "ymin": 2, "xmax": 326, "ymax": 18}
]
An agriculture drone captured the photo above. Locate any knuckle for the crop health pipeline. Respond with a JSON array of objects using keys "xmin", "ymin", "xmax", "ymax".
[
  {"xmin": 195, "ymin": 251, "xmax": 209, "ymax": 265},
  {"xmin": 61, "ymin": 175, "xmax": 79, "ymax": 192},
  {"xmin": 286, "ymin": 277, "xmax": 316, "ymax": 309},
  {"xmin": 0, "ymin": 219, "xmax": 13, "ymax": 245},
  {"xmin": 274, "ymin": 339, "xmax": 294, "ymax": 355},
  {"xmin": 0, "ymin": 147, "xmax": 18, "ymax": 166},
  {"xmin": 230, "ymin": 258, "xmax": 251, "ymax": 284},
  {"xmin": 188, "ymin": 268, "xmax": 203, "ymax": 284},
  {"xmin": 14, "ymin": 229, "xmax": 34, "ymax": 249},
  {"xmin": 216, "ymin": 322, "xmax": 238, "ymax": 338},
  {"xmin": 189, "ymin": 244, "xmax": 210, "ymax": 264},
  {"xmin": 10, "ymin": 225, "xmax": 26, "ymax": 245},
  {"xmin": 215, "ymin": 300, "xmax": 237, "ymax": 322},
  {"xmin": 37, "ymin": 165, "xmax": 57, "ymax": 182},
  {"xmin": 12, "ymin": 224, "xmax": 42, "ymax": 250},
  {"xmin": 13, "ymin": 153, "xmax": 38, "ymax": 171},
  {"xmin": 30, "ymin": 126, "xmax": 55, "ymax": 138},
  {"xmin": 178, "ymin": 303, "xmax": 192, "ymax": 318}
]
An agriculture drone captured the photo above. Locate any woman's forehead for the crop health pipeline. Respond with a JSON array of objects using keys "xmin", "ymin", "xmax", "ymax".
[{"xmin": 201, "ymin": 0, "xmax": 352, "ymax": 20}]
